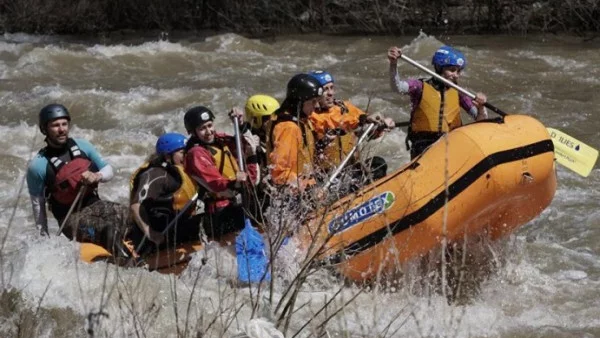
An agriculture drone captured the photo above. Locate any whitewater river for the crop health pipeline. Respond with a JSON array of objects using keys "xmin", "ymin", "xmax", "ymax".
[{"xmin": 0, "ymin": 32, "xmax": 598, "ymax": 337}]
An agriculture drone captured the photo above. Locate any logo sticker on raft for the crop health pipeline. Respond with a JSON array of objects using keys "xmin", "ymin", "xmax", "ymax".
[{"xmin": 328, "ymin": 192, "xmax": 395, "ymax": 234}]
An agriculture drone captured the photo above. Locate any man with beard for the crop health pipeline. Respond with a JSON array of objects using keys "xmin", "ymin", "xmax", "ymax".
[
  {"xmin": 26, "ymin": 104, "xmax": 128, "ymax": 256},
  {"xmin": 308, "ymin": 70, "xmax": 394, "ymax": 184}
]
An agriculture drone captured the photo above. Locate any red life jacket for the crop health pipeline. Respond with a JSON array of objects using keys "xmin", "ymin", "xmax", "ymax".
[{"xmin": 45, "ymin": 139, "xmax": 95, "ymax": 205}]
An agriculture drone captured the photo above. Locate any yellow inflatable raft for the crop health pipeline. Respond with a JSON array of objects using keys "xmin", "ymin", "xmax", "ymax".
[{"xmin": 297, "ymin": 114, "xmax": 557, "ymax": 282}]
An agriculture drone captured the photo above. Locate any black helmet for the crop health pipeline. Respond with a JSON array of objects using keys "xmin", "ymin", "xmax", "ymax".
[
  {"xmin": 286, "ymin": 74, "xmax": 323, "ymax": 102},
  {"xmin": 184, "ymin": 106, "xmax": 215, "ymax": 133},
  {"xmin": 39, "ymin": 104, "xmax": 70, "ymax": 134}
]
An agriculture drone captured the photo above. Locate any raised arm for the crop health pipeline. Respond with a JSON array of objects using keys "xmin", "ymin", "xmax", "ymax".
[{"xmin": 388, "ymin": 46, "xmax": 410, "ymax": 94}]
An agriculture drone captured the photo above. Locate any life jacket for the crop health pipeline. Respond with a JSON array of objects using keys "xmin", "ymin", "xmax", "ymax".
[
  {"xmin": 314, "ymin": 100, "xmax": 357, "ymax": 171},
  {"xmin": 206, "ymin": 140, "xmax": 239, "ymax": 180},
  {"xmin": 410, "ymin": 80, "xmax": 461, "ymax": 134},
  {"xmin": 44, "ymin": 138, "xmax": 95, "ymax": 206},
  {"xmin": 185, "ymin": 137, "xmax": 241, "ymax": 203},
  {"xmin": 130, "ymin": 160, "xmax": 198, "ymax": 213},
  {"xmin": 267, "ymin": 111, "xmax": 316, "ymax": 179}
]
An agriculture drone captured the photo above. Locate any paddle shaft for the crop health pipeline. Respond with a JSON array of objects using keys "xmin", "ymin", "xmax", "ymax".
[
  {"xmin": 56, "ymin": 185, "xmax": 86, "ymax": 236},
  {"xmin": 325, "ymin": 123, "xmax": 376, "ymax": 190},
  {"xmin": 132, "ymin": 191, "xmax": 200, "ymax": 254},
  {"xmin": 161, "ymin": 192, "xmax": 199, "ymax": 236},
  {"xmin": 233, "ymin": 117, "xmax": 246, "ymax": 172},
  {"xmin": 400, "ymin": 54, "xmax": 507, "ymax": 117}
]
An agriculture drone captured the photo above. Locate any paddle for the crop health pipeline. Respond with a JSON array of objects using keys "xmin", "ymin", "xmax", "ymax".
[
  {"xmin": 399, "ymin": 54, "xmax": 598, "ymax": 177},
  {"xmin": 547, "ymin": 128, "xmax": 598, "ymax": 177},
  {"xmin": 233, "ymin": 117, "xmax": 270, "ymax": 284},
  {"xmin": 132, "ymin": 191, "xmax": 199, "ymax": 255},
  {"xmin": 57, "ymin": 185, "xmax": 86, "ymax": 236}
]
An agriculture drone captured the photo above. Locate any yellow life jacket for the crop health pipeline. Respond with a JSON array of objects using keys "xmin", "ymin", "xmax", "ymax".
[
  {"xmin": 411, "ymin": 81, "xmax": 462, "ymax": 133},
  {"xmin": 130, "ymin": 161, "xmax": 198, "ymax": 212},
  {"xmin": 318, "ymin": 102, "xmax": 357, "ymax": 171},
  {"xmin": 207, "ymin": 141, "xmax": 239, "ymax": 180},
  {"xmin": 267, "ymin": 112, "xmax": 316, "ymax": 179}
]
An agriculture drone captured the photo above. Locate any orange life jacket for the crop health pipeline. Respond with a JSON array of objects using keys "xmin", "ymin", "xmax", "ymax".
[
  {"xmin": 311, "ymin": 100, "xmax": 361, "ymax": 171},
  {"xmin": 267, "ymin": 112, "xmax": 316, "ymax": 185}
]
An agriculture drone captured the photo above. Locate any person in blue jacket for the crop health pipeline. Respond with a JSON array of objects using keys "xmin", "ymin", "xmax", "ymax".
[{"xmin": 26, "ymin": 104, "xmax": 129, "ymax": 256}]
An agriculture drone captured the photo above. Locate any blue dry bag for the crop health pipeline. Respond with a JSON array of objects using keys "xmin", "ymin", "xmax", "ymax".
[{"xmin": 236, "ymin": 218, "xmax": 271, "ymax": 283}]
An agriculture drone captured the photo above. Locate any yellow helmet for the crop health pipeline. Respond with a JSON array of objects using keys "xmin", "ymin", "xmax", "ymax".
[{"xmin": 245, "ymin": 94, "xmax": 280, "ymax": 129}]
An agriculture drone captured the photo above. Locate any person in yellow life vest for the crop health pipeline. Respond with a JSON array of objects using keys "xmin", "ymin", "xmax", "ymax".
[
  {"xmin": 267, "ymin": 73, "xmax": 323, "ymax": 193},
  {"xmin": 129, "ymin": 132, "xmax": 201, "ymax": 253},
  {"xmin": 308, "ymin": 70, "xmax": 394, "ymax": 183},
  {"xmin": 183, "ymin": 106, "xmax": 260, "ymax": 239},
  {"xmin": 388, "ymin": 45, "xmax": 488, "ymax": 159}
]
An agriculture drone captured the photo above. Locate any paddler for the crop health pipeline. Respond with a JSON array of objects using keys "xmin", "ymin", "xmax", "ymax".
[
  {"xmin": 387, "ymin": 45, "xmax": 488, "ymax": 159},
  {"xmin": 308, "ymin": 70, "xmax": 394, "ymax": 186},
  {"xmin": 266, "ymin": 73, "xmax": 323, "ymax": 196},
  {"xmin": 26, "ymin": 103, "xmax": 129, "ymax": 256},
  {"xmin": 128, "ymin": 132, "xmax": 201, "ymax": 253},
  {"xmin": 243, "ymin": 94, "xmax": 280, "ymax": 218},
  {"xmin": 183, "ymin": 106, "xmax": 260, "ymax": 239}
]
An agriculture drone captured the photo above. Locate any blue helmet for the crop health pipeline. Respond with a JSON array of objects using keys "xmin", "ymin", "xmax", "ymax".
[
  {"xmin": 156, "ymin": 132, "xmax": 187, "ymax": 155},
  {"xmin": 431, "ymin": 46, "xmax": 466, "ymax": 72},
  {"xmin": 309, "ymin": 70, "xmax": 334, "ymax": 86}
]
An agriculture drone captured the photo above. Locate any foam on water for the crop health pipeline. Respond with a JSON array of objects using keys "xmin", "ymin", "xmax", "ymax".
[
  {"xmin": 87, "ymin": 40, "xmax": 195, "ymax": 58},
  {"xmin": 0, "ymin": 41, "xmax": 25, "ymax": 54},
  {"xmin": 2, "ymin": 32, "xmax": 56, "ymax": 44},
  {"xmin": 512, "ymin": 50, "xmax": 589, "ymax": 71}
]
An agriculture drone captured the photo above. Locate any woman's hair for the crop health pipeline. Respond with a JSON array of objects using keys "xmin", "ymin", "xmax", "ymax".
[{"xmin": 276, "ymin": 97, "xmax": 302, "ymax": 118}]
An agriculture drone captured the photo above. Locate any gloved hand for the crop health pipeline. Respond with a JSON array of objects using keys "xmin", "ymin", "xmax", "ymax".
[
  {"xmin": 365, "ymin": 113, "xmax": 395, "ymax": 139},
  {"xmin": 243, "ymin": 131, "xmax": 260, "ymax": 155},
  {"xmin": 229, "ymin": 107, "xmax": 245, "ymax": 124},
  {"xmin": 367, "ymin": 113, "xmax": 394, "ymax": 129},
  {"xmin": 366, "ymin": 113, "xmax": 384, "ymax": 125},
  {"xmin": 382, "ymin": 117, "xmax": 395, "ymax": 129}
]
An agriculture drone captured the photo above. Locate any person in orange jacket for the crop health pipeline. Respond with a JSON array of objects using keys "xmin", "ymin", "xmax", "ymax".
[
  {"xmin": 266, "ymin": 73, "xmax": 323, "ymax": 194},
  {"xmin": 308, "ymin": 70, "xmax": 394, "ymax": 183}
]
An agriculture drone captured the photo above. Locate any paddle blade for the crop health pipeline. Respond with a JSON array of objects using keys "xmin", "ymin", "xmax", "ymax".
[
  {"xmin": 236, "ymin": 218, "xmax": 270, "ymax": 283},
  {"xmin": 547, "ymin": 128, "xmax": 598, "ymax": 177}
]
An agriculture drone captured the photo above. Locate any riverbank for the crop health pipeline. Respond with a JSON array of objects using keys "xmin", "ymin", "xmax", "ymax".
[{"xmin": 1, "ymin": 0, "xmax": 598, "ymax": 38}]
